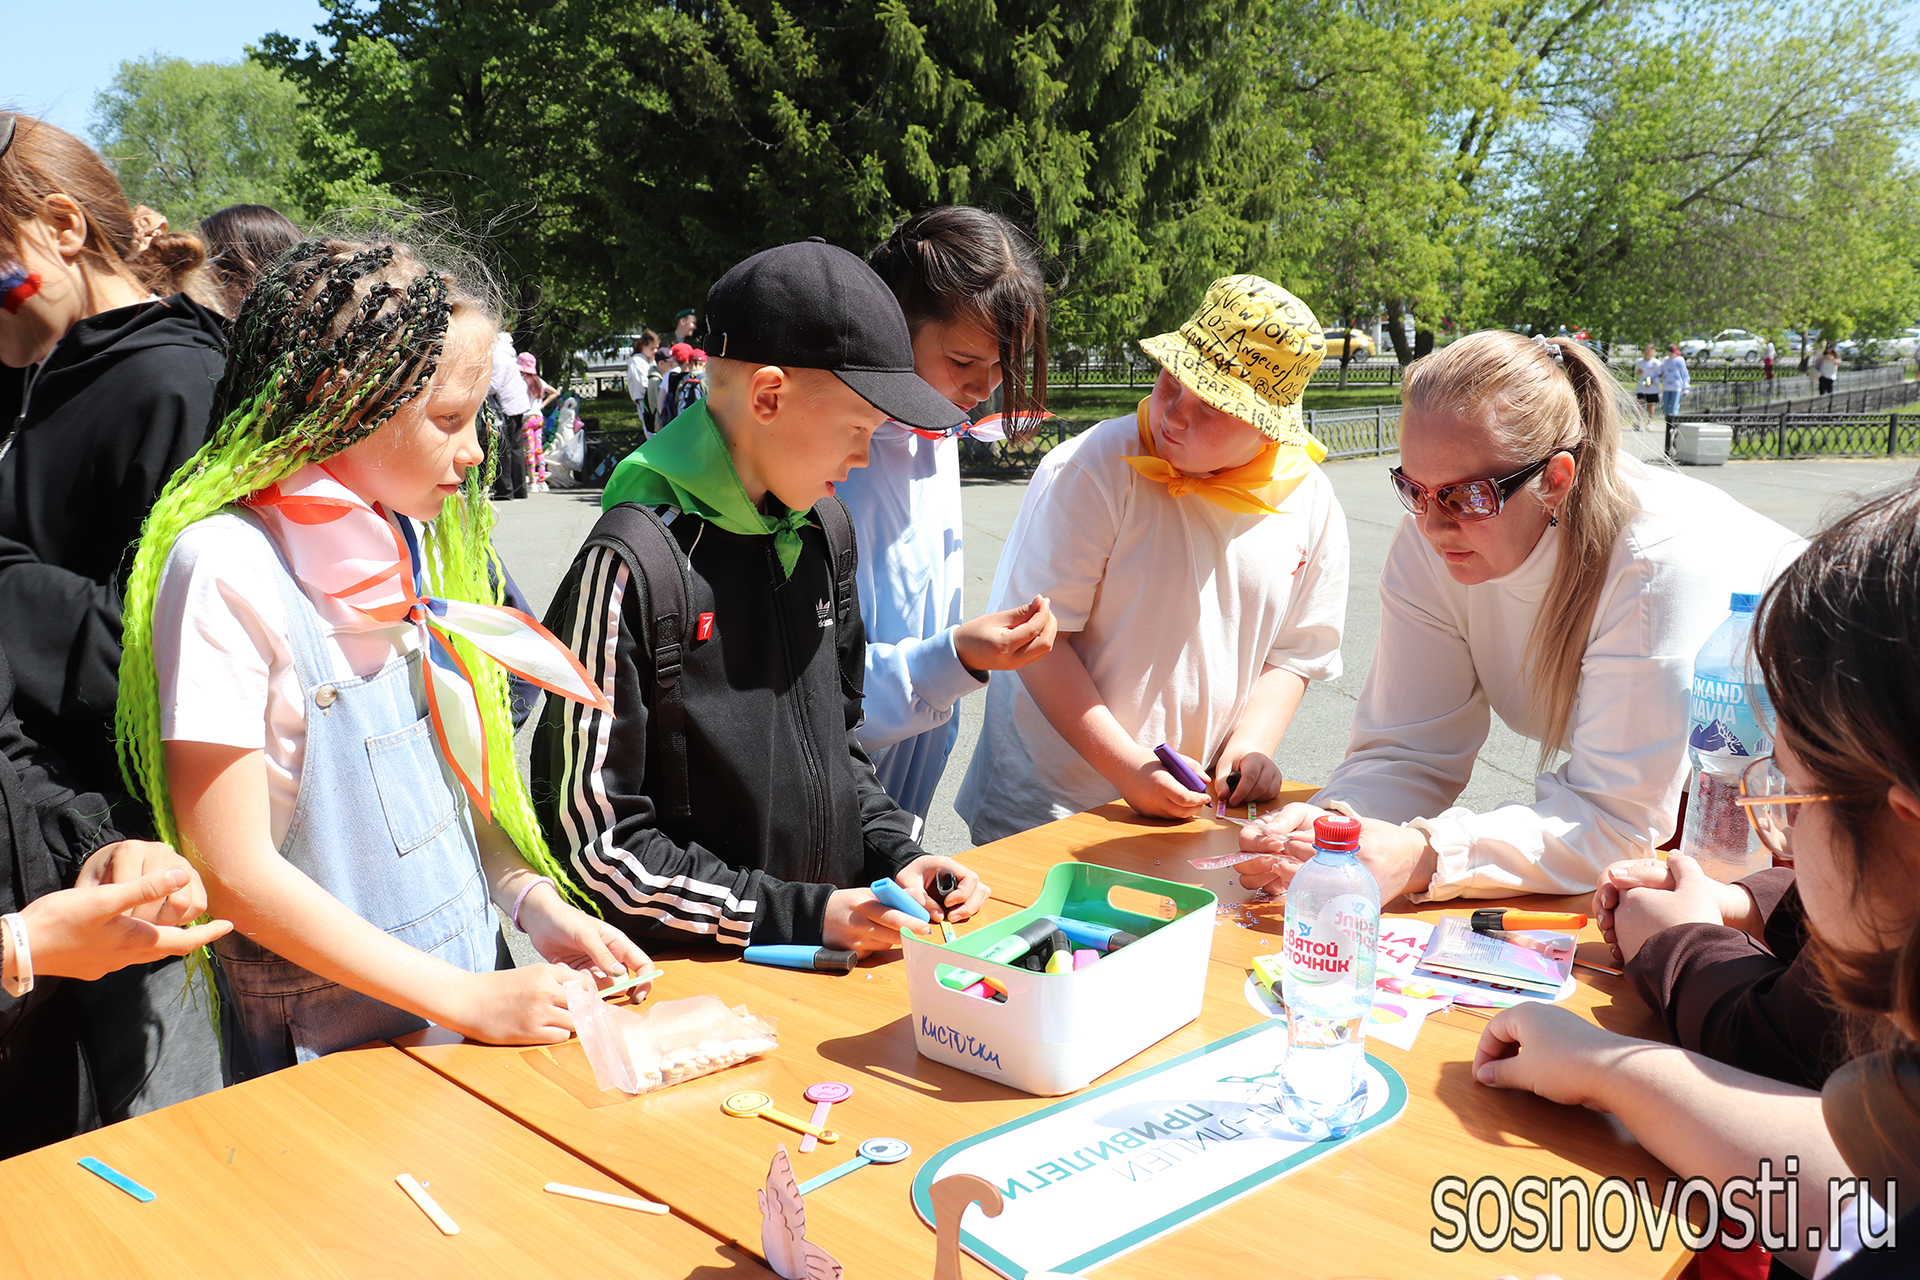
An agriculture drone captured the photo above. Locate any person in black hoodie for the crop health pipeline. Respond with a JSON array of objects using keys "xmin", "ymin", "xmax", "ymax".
[
  {"xmin": 0, "ymin": 113, "xmax": 226, "ymax": 1116},
  {"xmin": 0, "ymin": 638, "xmax": 229, "ymax": 1157}
]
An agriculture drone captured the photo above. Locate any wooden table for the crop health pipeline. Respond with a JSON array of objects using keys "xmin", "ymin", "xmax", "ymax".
[
  {"xmin": 0, "ymin": 1043, "xmax": 774, "ymax": 1279},
  {"xmin": 402, "ymin": 800, "xmax": 1689, "ymax": 1280}
]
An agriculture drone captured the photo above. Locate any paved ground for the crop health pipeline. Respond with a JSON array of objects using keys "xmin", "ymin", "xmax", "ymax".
[{"xmin": 493, "ymin": 438, "xmax": 1919, "ymax": 862}]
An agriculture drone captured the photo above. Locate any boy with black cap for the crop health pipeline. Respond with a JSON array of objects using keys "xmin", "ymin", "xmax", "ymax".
[{"xmin": 534, "ymin": 239, "xmax": 989, "ymax": 955}]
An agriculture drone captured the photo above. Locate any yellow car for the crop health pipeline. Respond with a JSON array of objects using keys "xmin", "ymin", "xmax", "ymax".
[{"xmin": 1321, "ymin": 328, "xmax": 1376, "ymax": 361}]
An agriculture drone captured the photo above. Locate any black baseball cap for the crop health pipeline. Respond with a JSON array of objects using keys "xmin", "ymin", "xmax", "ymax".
[{"xmin": 706, "ymin": 238, "xmax": 965, "ymax": 431}]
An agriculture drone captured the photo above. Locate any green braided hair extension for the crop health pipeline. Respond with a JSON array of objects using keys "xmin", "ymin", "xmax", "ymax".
[{"xmin": 118, "ymin": 238, "xmax": 592, "ymax": 967}]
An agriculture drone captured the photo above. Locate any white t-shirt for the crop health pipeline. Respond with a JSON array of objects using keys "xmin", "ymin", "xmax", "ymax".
[
  {"xmin": 1633, "ymin": 358, "xmax": 1661, "ymax": 391},
  {"xmin": 1318, "ymin": 454, "xmax": 1804, "ymax": 899},
  {"xmin": 489, "ymin": 333, "xmax": 531, "ymax": 416},
  {"xmin": 955, "ymin": 413, "xmax": 1350, "ymax": 842},
  {"xmin": 155, "ymin": 512, "xmax": 421, "ymax": 847}
]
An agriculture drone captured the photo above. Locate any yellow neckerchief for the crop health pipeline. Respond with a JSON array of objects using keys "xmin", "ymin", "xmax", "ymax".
[{"xmin": 1119, "ymin": 396, "xmax": 1313, "ymax": 515}]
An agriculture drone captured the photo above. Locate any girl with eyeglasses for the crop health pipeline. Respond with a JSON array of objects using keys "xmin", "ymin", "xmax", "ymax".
[
  {"xmin": 1468, "ymin": 482, "xmax": 1920, "ymax": 1278},
  {"xmin": 1236, "ymin": 329, "xmax": 1801, "ymax": 904}
]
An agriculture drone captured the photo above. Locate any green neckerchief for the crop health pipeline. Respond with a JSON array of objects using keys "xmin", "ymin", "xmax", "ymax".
[{"xmin": 601, "ymin": 398, "xmax": 813, "ymax": 578}]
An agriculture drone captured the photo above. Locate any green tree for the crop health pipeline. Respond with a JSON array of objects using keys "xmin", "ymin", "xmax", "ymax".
[
  {"xmin": 259, "ymin": 0, "xmax": 1294, "ymax": 367},
  {"xmin": 1492, "ymin": 0, "xmax": 1920, "ymax": 347},
  {"xmin": 91, "ymin": 56, "xmax": 310, "ymax": 225}
]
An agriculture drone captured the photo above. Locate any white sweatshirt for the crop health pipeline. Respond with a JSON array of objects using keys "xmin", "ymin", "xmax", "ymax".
[{"xmin": 1318, "ymin": 454, "xmax": 1804, "ymax": 900}]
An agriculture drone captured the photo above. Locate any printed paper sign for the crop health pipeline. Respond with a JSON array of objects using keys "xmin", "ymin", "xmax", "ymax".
[{"xmin": 909, "ymin": 1021, "xmax": 1406, "ymax": 1278}]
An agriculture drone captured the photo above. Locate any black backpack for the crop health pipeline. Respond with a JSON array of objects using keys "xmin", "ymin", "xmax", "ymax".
[{"xmin": 562, "ymin": 497, "xmax": 858, "ymax": 820}]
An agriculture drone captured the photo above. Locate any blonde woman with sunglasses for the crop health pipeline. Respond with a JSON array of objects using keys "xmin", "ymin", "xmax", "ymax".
[{"xmin": 1238, "ymin": 330, "xmax": 1801, "ymax": 903}]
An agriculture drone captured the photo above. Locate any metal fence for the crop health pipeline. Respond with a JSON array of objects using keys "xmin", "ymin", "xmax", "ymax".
[
  {"xmin": 1048, "ymin": 356, "xmax": 1402, "ymax": 389},
  {"xmin": 1672, "ymin": 362, "xmax": 1910, "ymax": 414},
  {"xmin": 1668, "ymin": 381, "xmax": 1920, "ymax": 460},
  {"xmin": 957, "ymin": 402, "xmax": 1404, "ymax": 476}
]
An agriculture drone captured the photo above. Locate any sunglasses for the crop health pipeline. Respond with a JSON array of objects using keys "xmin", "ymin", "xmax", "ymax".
[
  {"xmin": 1389, "ymin": 449, "xmax": 1574, "ymax": 522},
  {"xmin": 1733, "ymin": 754, "xmax": 1830, "ymax": 860}
]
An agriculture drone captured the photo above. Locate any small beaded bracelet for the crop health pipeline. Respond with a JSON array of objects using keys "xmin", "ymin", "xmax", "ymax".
[
  {"xmin": 511, "ymin": 877, "xmax": 555, "ymax": 933},
  {"xmin": 1, "ymin": 911, "xmax": 33, "ymax": 997}
]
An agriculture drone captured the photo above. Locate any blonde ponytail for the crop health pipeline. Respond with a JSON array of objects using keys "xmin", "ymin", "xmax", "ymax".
[{"xmin": 1403, "ymin": 332, "xmax": 1636, "ymax": 768}]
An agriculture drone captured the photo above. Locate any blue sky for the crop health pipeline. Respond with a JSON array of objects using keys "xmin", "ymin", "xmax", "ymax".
[{"xmin": 5, "ymin": 0, "xmax": 331, "ymax": 140}]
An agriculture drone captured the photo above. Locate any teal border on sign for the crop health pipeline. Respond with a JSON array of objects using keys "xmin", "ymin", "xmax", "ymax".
[{"xmin": 909, "ymin": 1021, "xmax": 1409, "ymax": 1278}]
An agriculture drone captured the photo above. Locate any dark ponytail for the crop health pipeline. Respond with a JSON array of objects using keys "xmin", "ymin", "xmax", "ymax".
[{"xmin": 868, "ymin": 206, "xmax": 1048, "ymax": 438}]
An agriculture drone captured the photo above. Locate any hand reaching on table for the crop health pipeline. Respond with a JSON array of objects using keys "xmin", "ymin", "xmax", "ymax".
[
  {"xmin": 1208, "ymin": 749, "xmax": 1280, "ymax": 808},
  {"xmin": 1120, "ymin": 748, "xmax": 1210, "ymax": 821},
  {"xmin": 1594, "ymin": 853, "xmax": 1762, "ymax": 964},
  {"xmin": 894, "ymin": 855, "xmax": 989, "ymax": 923},
  {"xmin": 445, "ymin": 963, "xmax": 587, "ymax": 1045},
  {"xmin": 1471, "ymin": 1002, "xmax": 1641, "ymax": 1112},
  {"xmin": 823, "ymin": 889, "xmax": 932, "ymax": 955},
  {"xmin": 515, "ymin": 881, "xmax": 653, "ymax": 986}
]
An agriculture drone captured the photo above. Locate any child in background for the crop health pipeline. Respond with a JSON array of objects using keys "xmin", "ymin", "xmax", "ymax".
[
  {"xmin": 957, "ymin": 276, "xmax": 1350, "ymax": 842},
  {"xmin": 660, "ymin": 341, "xmax": 696, "ymax": 428},
  {"xmin": 1632, "ymin": 343, "xmax": 1661, "ymax": 425},
  {"xmin": 518, "ymin": 351, "xmax": 557, "ymax": 493},
  {"xmin": 836, "ymin": 206, "xmax": 1058, "ymax": 823},
  {"xmin": 535, "ymin": 239, "xmax": 989, "ymax": 954},
  {"xmin": 118, "ymin": 235, "xmax": 648, "ymax": 1080}
]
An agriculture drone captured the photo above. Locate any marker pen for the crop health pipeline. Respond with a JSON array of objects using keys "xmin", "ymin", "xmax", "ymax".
[
  {"xmin": 1044, "ymin": 915, "xmax": 1145, "ymax": 952},
  {"xmin": 1470, "ymin": 909, "xmax": 1587, "ymax": 933},
  {"xmin": 1045, "ymin": 949, "xmax": 1074, "ymax": 975},
  {"xmin": 1153, "ymin": 743, "xmax": 1208, "ymax": 794},
  {"xmin": 1072, "ymin": 949, "xmax": 1099, "ymax": 971},
  {"xmin": 931, "ymin": 869, "xmax": 960, "ymax": 943},
  {"xmin": 743, "ymin": 945, "xmax": 859, "ymax": 973},
  {"xmin": 978, "ymin": 918, "xmax": 1061, "ymax": 966},
  {"xmin": 869, "ymin": 877, "xmax": 932, "ymax": 924}
]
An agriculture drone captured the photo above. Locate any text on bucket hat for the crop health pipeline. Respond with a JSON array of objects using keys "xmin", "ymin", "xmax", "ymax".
[
  {"xmin": 1138, "ymin": 276, "xmax": 1327, "ymax": 455},
  {"xmin": 704, "ymin": 238, "xmax": 964, "ymax": 431}
]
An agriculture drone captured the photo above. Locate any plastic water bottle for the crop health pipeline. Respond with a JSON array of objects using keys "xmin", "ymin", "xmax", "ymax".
[
  {"xmin": 1679, "ymin": 593, "xmax": 1773, "ymax": 882},
  {"xmin": 1279, "ymin": 815, "xmax": 1379, "ymax": 1139}
]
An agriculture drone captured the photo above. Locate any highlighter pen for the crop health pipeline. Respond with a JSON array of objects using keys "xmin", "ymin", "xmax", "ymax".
[
  {"xmin": 1045, "ymin": 915, "xmax": 1145, "ymax": 952},
  {"xmin": 743, "ymin": 945, "xmax": 859, "ymax": 973},
  {"xmin": 1045, "ymin": 949, "xmax": 1074, "ymax": 975},
  {"xmin": 869, "ymin": 876, "xmax": 933, "ymax": 924},
  {"xmin": 1072, "ymin": 949, "xmax": 1100, "ymax": 971},
  {"xmin": 932, "ymin": 869, "xmax": 960, "ymax": 943},
  {"xmin": 1154, "ymin": 743, "xmax": 1209, "ymax": 795},
  {"xmin": 1470, "ymin": 909, "xmax": 1588, "ymax": 932},
  {"xmin": 939, "ymin": 917, "xmax": 1061, "ymax": 991}
]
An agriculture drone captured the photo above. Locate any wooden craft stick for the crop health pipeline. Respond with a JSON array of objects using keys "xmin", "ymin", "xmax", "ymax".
[{"xmin": 396, "ymin": 1173, "xmax": 459, "ymax": 1235}]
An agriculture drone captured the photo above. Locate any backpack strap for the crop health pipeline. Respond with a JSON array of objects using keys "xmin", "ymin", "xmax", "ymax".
[
  {"xmin": 810, "ymin": 495, "xmax": 862, "ymax": 702},
  {"xmin": 810, "ymin": 494, "xmax": 858, "ymax": 631},
  {"xmin": 581, "ymin": 502, "xmax": 694, "ymax": 820}
]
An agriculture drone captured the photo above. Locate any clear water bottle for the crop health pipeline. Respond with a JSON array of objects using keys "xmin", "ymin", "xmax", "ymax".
[
  {"xmin": 1280, "ymin": 815, "xmax": 1379, "ymax": 1139},
  {"xmin": 1679, "ymin": 592, "xmax": 1773, "ymax": 882}
]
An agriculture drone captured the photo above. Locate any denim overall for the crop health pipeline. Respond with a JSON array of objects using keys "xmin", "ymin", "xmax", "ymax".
[{"xmin": 213, "ymin": 515, "xmax": 498, "ymax": 1081}]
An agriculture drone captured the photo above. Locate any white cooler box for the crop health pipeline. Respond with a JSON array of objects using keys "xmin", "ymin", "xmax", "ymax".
[
  {"xmin": 903, "ymin": 862, "xmax": 1215, "ymax": 1096},
  {"xmin": 1672, "ymin": 420, "xmax": 1733, "ymax": 465}
]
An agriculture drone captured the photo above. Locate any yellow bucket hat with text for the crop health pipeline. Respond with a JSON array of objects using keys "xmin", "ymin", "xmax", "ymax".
[{"xmin": 1138, "ymin": 275, "xmax": 1328, "ymax": 460}]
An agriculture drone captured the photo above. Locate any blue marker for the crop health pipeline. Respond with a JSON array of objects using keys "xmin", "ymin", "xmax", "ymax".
[
  {"xmin": 1045, "ymin": 915, "xmax": 1146, "ymax": 952},
  {"xmin": 868, "ymin": 877, "xmax": 932, "ymax": 924},
  {"xmin": 78, "ymin": 1157, "xmax": 155, "ymax": 1203},
  {"xmin": 743, "ymin": 945, "xmax": 858, "ymax": 973}
]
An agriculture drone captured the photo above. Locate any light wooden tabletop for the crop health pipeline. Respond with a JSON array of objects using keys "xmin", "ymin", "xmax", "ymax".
[
  {"xmin": 0, "ymin": 1043, "xmax": 774, "ymax": 1280},
  {"xmin": 402, "ymin": 801, "xmax": 1690, "ymax": 1280}
]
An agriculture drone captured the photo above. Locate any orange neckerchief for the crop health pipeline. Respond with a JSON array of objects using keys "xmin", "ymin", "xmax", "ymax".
[{"xmin": 1119, "ymin": 396, "xmax": 1313, "ymax": 515}]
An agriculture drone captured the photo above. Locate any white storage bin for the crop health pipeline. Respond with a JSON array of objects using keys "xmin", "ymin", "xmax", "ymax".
[
  {"xmin": 903, "ymin": 863, "xmax": 1215, "ymax": 1096},
  {"xmin": 1673, "ymin": 421, "xmax": 1733, "ymax": 465}
]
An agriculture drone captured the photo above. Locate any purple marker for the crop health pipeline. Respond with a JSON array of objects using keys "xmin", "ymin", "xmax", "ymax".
[{"xmin": 1153, "ymin": 743, "xmax": 1208, "ymax": 795}]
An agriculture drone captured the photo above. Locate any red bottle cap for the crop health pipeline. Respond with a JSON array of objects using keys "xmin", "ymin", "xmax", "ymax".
[{"xmin": 1313, "ymin": 815, "xmax": 1362, "ymax": 851}]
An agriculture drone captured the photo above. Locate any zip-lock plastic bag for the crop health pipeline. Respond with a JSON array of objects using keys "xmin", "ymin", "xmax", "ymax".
[{"xmin": 565, "ymin": 982, "xmax": 779, "ymax": 1094}]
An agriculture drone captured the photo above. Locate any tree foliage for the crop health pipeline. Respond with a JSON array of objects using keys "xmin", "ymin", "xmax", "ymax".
[{"xmin": 91, "ymin": 56, "xmax": 311, "ymax": 225}]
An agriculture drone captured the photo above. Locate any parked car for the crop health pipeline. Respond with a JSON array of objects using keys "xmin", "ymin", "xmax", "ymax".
[
  {"xmin": 1321, "ymin": 328, "xmax": 1375, "ymax": 361},
  {"xmin": 1681, "ymin": 329, "xmax": 1765, "ymax": 361},
  {"xmin": 1837, "ymin": 329, "xmax": 1920, "ymax": 360}
]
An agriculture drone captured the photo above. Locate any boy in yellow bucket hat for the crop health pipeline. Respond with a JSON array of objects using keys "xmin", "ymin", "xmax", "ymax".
[{"xmin": 956, "ymin": 275, "xmax": 1352, "ymax": 841}]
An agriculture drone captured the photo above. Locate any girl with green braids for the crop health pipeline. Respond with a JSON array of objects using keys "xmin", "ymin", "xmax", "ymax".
[{"xmin": 117, "ymin": 236, "xmax": 650, "ymax": 1080}]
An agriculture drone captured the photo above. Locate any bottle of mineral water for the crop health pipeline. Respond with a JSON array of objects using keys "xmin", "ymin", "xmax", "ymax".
[
  {"xmin": 1680, "ymin": 593, "xmax": 1773, "ymax": 883},
  {"xmin": 1280, "ymin": 815, "xmax": 1379, "ymax": 1139}
]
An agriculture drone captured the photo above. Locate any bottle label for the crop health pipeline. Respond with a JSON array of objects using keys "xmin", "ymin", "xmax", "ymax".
[
  {"xmin": 1284, "ymin": 894, "xmax": 1377, "ymax": 986},
  {"xmin": 1688, "ymin": 672, "xmax": 1771, "ymax": 759}
]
